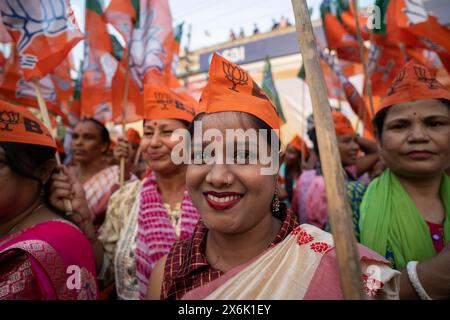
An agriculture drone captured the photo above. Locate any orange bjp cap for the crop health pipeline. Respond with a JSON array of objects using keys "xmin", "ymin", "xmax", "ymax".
[
  {"xmin": 0, "ymin": 100, "xmax": 56, "ymax": 149},
  {"xmin": 289, "ymin": 134, "xmax": 310, "ymax": 158},
  {"xmin": 200, "ymin": 53, "xmax": 282, "ymax": 130},
  {"xmin": 125, "ymin": 128, "xmax": 141, "ymax": 145},
  {"xmin": 379, "ymin": 60, "xmax": 450, "ymax": 113},
  {"xmin": 143, "ymin": 85, "xmax": 196, "ymax": 123},
  {"xmin": 332, "ymin": 111, "xmax": 355, "ymax": 136}
]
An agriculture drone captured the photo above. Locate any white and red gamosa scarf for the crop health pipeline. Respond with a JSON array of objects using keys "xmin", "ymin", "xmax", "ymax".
[{"xmin": 135, "ymin": 172, "xmax": 199, "ymax": 299}]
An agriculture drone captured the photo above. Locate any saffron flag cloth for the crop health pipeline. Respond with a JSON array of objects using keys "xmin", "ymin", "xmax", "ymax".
[
  {"xmin": 0, "ymin": 0, "xmax": 83, "ymax": 80},
  {"xmin": 81, "ymin": 0, "xmax": 117, "ymax": 123},
  {"xmin": 104, "ymin": 0, "xmax": 139, "ymax": 47},
  {"xmin": 261, "ymin": 58, "xmax": 286, "ymax": 123},
  {"xmin": 171, "ymin": 22, "xmax": 184, "ymax": 74},
  {"xmin": 129, "ymin": 0, "xmax": 174, "ymax": 89},
  {"xmin": 336, "ymin": 0, "xmax": 370, "ymax": 40},
  {"xmin": 0, "ymin": 14, "xmax": 12, "ymax": 43},
  {"xmin": 320, "ymin": 0, "xmax": 361, "ymax": 63},
  {"xmin": 107, "ymin": 0, "xmax": 141, "ymax": 124},
  {"xmin": 366, "ymin": 37, "xmax": 406, "ymax": 97},
  {"xmin": 319, "ymin": 49, "xmax": 374, "ymax": 137},
  {"xmin": 0, "ymin": 50, "xmax": 69, "ymax": 122},
  {"xmin": 377, "ymin": 0, "xmax": 450, "ymax": 73},
  {"xmin": 111, "ymin": 0, "xmax": 174, "ymax": 124}
]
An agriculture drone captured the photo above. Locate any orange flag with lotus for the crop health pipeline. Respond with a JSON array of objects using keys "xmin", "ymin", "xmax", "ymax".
[{"xmin": 0, "ymin": 0, "xmax": 83, "ymax": 80}]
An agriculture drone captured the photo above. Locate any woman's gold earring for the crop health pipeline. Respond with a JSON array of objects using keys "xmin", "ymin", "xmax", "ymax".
[{"xmin": 272, "ymin": 186, "xmax": 280, "ymax": 213}]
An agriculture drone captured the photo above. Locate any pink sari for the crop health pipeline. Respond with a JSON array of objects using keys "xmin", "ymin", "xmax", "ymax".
[{"xmin": 0, "ymin": 220, "xmax": 99, "ymax": 300}]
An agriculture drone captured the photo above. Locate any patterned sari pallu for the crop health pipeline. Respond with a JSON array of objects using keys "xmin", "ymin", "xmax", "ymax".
[
  {"xmin": 0, "ymin": 220, "xmax": 98, "ymax": 300},
  {"xmin": 182, "ymin": 224, "xmax": 400, "ymax": 300}
]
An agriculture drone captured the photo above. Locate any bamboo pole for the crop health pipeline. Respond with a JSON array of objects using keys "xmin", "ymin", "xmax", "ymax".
[
  {"xmin": 300, "ymin": 78, "xmax": 306, "ymax": 167},
  {"xmin": 352, "ymin": 0, "xmax": 375, "ymax": 118},
  {"xmin": 119, "ymin": 49, "xmax": 131, "ymax": 188},
  {"xmin": 32, "ymin": 79, "xmax": 73, "ymax": 215},
  {"xmin": 291, "ymin": 0, "xmax": 364, "ymax": 299},
  {"xmin": 134, "ymin": 145, "xmax": 141, "ymax": 166}
]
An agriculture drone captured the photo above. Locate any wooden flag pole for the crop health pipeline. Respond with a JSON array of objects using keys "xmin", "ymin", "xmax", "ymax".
[
  {"xmin": 291, "ymin": 0, "xmax": 364, "ymax": 299},
  {"xmin": 300, "ymin": 79, "xmax": 307, "ymax": 167},
  {"xmin": 32, "ymin": 79, "xmax": 73, "ymax": 215},
  {"xmin": 134, "ymin": 145, "xmax": 141, "ymax": 166},
  {"xmin": 352, "ymin": 0, "xmax": 375, "ymax": 118},
  {"xmin": 120, "ymin": 49, "xmax": 131, "ymax": 188}
]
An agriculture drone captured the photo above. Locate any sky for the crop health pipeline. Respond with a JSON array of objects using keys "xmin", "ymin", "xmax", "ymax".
[
  {"xmin": 69, "ymin": 0, "xmax": 374, "ymax": 69},
  {"xmin": 169, "ymin": 0, "xmax": 373, "ymax": 51}
]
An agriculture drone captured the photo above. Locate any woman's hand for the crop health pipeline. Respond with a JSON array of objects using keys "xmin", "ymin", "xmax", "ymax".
[
  {"xmin": 114, "ymin": 138, "xmax": 131, "ymax": 162},
  {"xmin": 48, "ymin": 166, "xmax": 94, "ymax": 234}
]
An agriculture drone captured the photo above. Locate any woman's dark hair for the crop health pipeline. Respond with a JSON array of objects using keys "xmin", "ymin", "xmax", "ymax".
[
  {"xmin": 0, "ymin": 141, "xmax": 64, "ymax": 216},
  {"xmin": 284, "ymin": 147, "xmax": 302, "ymax": 203},
  {"xmin": 81, "ymin": 118, "xmax": 111, "ymax": 151},
  {"xmin": 373, "ymin": 98, "xmax": 450, "ymax": 138},
  {"xmin": 0, "ymin": 141, "xmax": 55, "ymax": 182},
  {"xmin": 307, "ymin": 127, "xmax": 320, "ymax": 160}
]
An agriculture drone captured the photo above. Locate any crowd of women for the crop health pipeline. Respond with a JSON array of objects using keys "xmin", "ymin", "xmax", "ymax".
[{"xmin": 0, "ymin": 54, "xmax": 449, "ymax": 300}]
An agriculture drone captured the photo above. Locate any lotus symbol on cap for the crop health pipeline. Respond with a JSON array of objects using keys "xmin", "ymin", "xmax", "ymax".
[
  {"xmin": 222, "ymin": 61, "xmax": 248, "ymax": 92},
  {"xmin": 0, "ymin": 110, "xmax": 19, "ymax": 131}
]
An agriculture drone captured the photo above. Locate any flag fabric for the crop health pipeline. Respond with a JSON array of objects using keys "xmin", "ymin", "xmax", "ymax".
[
  {"xmin": 319, "ymin": 49, "xmax": 374, "ymax": 138},
  {"xmin": 0, "ymin": 0, "xmax": 83, "ymax": 80},
  {"xmin": 390, "ymin": 0, "xmax": 450, "ymax": 73},
  {"xmin": 81, "ymin": 0, "xmax": 117, "ymax": 122},
  {"xmin": 261, "ymin": 58, "xmax": 286, "ymax": 123},
  {"xmin": 393, "ymin": 0, "xmax": 450, "ymax": 53},
  {"xmin": 0, "ymin": 50, "xmax": 69, "ymax": 123},
  {"xmin": 0, "ymin": 14, "xmax": 12, "ymax": 43},
  {"xmin": 129, "ymin": 0, "xmax": 174, "ymax": 89},
  {"xmin": 336, "ymin": 0, "xmax": 370, "ymax": 40},
  {"xmin": 171, "ymin": 22, "xmax": 184, "ymax": 74},
  {"xmin": 297, "ymin": 57, "xmax": 345, "ymax": 100},
  {"xmin": 105, "ymin": 0, "xmax": 139, "ymax": 47},
  {"xmin": 367, "ymin": 37, "xmax": 406, "ymax": 97},
  {"xmin": 320, "ymin": 0, "xmax": 361, "ymax": 62},
  {"xmin": 112, "ymin": 0, "xmax": 175, "ymax": 124}
]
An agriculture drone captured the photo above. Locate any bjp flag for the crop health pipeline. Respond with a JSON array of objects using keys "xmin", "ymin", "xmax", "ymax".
[
  {"xmin": 367, "ymin": 36, "xmax": 407, "ymax": 97},
  {"xmin": 81, "ymin": 0, "xmax": 117, "ymax": 122},
  {"xmin": 0, "ymin": 0, "xmax": 83, "ymax": 80},
  {"xmin": 129, "ymin": 0, "xmax": 174, "ymax": 89},
  {"xmin": 320, "ymin": 0, "xmax": 361, "ymax": 62},
  {"xmin": 337, "ymin": 0, "xmax": 370, "ymax": 40},
  {"xmin": 105, "ymin": 0, "xmax": 139, "ymax": 46},
  {"xmin": 0, "ymin": 50, "xmax": 68, "ymax": 122}
]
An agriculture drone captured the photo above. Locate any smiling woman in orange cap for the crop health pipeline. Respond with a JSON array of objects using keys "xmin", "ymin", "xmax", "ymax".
[
  {"xmin": 358, "ymin": 61, "xmax": 450, "ymax": 299},
  {"xmin": 0, "ymin": 101, "xmax": 98, "ymax": 299},
  {"xmin": 147, "ymin": 54, "xmax": 399, "ymax": 300},
  {"xmin": 49, "ymin": 85, "xmax": 200, "ymax": 300}
]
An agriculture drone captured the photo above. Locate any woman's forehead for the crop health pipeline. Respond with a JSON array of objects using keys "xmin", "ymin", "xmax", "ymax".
[
  {"xmin": 200, "ymin": 112, "xmax": 256, "ymax": 131},
  {"xmin": 144, "ymin": 119, "xmax": 186, "ymax": 128},
  {"xmin": 387, "ymin": 99, "xmax": 449, "ymax": 119},
  {"xmin": 75, "ymin": 121, "xmax": 101, "ymax": 134}
]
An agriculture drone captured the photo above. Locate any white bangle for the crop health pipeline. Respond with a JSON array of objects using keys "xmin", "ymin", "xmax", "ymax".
[{"xmin": 406, "ymin": 261, "xmax": 432, "ymax": 300}]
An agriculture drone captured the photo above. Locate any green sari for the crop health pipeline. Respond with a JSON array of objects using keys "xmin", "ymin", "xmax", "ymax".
[{"xmin": 359, "ymin": 170, "xmax": 450, "ymax": 270}]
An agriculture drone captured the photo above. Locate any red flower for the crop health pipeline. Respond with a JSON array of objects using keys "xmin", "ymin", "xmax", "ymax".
[
  {"xmin": 292, "ymin": 227, "xmax": 315, "ymax": 245},
  {"xmin": 361, "ymin": 273, "xmax": 384, "ymax": 297},
  {"xmin": 310, "ymin": 242, "xmax": 331, "ymax": 253}
]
